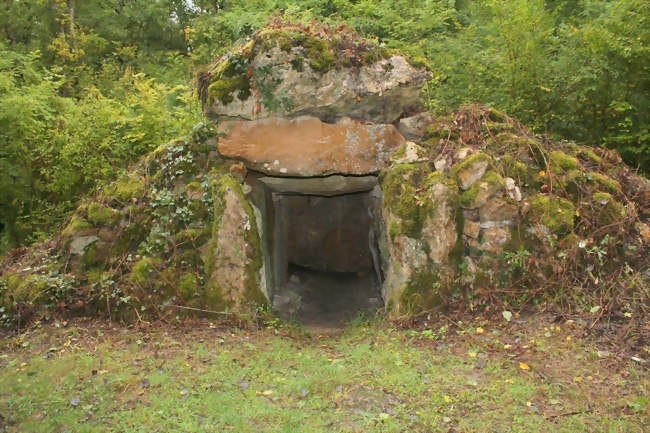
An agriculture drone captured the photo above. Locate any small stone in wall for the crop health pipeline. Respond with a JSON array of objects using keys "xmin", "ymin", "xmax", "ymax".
[
  {"xmin": 434, "ymin": 158, "xmax": 449, "ymax": 173},
  {"xmin": 456, "ymin": 147, "xmax": 474, "ymax": 161},
  {"xmin": 452, "ymin": 153, "xmax": 492, "ymax": 190},
  {"xmin": 393, "ymin": 142, "xmax": 428, "ymax": 164},
  {"xmin": 463, "ymin": 220, "xmax": 480, "ymax": 239},
  {"xmin": 480, "ymin": 226, "xmax": 511, "ymax": 252},
  {"xmin": 229, "ymin": 162, "xmax": 247, "ymax": 183},
  {"xmin": 69, "ymin": 235, "xmax": 99, "ymax": 256},
  {"xmin": 504, "ymin": 177, "xmax": 522, "ymax": 202},
  {"xmin": 398, "ymin": 112, "xmax": 435, "ymax": 141}
]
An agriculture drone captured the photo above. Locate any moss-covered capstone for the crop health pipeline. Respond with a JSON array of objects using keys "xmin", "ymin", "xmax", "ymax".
[{"xmin": 200, "ymin": 23, "xmax": 429, "ymax": 123}]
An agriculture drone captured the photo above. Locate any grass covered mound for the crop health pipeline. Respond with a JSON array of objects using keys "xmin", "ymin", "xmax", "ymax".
[
  {"xmin": 398, "ymin": 105, "xmax": 649, "ymax": 317},
  {"xmin": 0, "ymin": 104, "xmax": 648, "ymax": 328},
  {"xmin": 0, "ymin": 122, "xmax": 265, "ymax": 327}
]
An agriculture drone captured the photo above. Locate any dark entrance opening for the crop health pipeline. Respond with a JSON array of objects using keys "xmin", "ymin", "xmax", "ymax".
[{"xmin": 250, "ymin": 176, "xmax": 384, "ymax": 328}]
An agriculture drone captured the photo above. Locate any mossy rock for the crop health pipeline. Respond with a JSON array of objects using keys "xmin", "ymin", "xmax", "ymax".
[
  {"xmin": 208, "ymin": 77, "xmax": 251, "ymax": 106},
  {"xmin": 204, "ymin": 174, "xmax": 266, "ymax": 309},
  {"xmin": 459, "ymin": 171, "xmax": 505, "ymax": 209},
  {"xmin": 451, "ymin": 153, "xmax": 493, "ymax": 190},
  {"xmin": 4, "ymin": 273, "xmax": 45, "ymax": 305},
  {"xmin": 87, "ymin": 203, "xmax": 120, "ymax": 226},
  {"xmin": 527, "ymin": 194, "xmax": 575, "ymax": 236},
  {"xmin": 587, "ymin": 172, "xmax": 621, "ymax": 195},
  {"xmin": 488, "ymin": 132, "xmax": 533, "ymax": 154},
  {"xmin": 592, "ymin": 192, "xmax": 626, "ymax": 226},
  {"xmin": 498, "ymin": 155, "xmax": 535, "ymax": 186},
  {"xmin": 61, "ymin": 215, "xmax": 94, "ymax": 238},
  {"xmin": 381, "ymin": 164, "xmax": 428, "ymax": 238},
  {"xmin": 108, "ymin": 176, "xmax": 146, "ymax": 203},
  {"xmin": 576, "ymin": 147, "xmax": 602, "ymax": 165},
  {"xmin": 304, "ymin": 36, "xmax": 336, "ymax": 74},
  {"xmin": 556, "ymin": 169, "xmax": 588, "ymax": 199},
  {"xmin": 397, "ymin": 268, "xmax": 442, "ymax": 314},
  {"xmin": 549, "ymin": 150, "xmax": 579, "ymax": 173},
  {"xmin": 178, "ymin": 273, "xmax": 200, "ymax": 300},
  {"xmin": 129, "ymin": 257, "xmax": 160, "ymax": 286}
]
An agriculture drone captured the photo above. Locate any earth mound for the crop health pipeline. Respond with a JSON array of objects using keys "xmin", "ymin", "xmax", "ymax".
[{"xmin": 1, "ymin": 23, "xmax": 648, "ymax": 327}]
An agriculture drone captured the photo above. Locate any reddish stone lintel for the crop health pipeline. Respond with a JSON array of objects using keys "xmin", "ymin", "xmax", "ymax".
[{"xmin": 217, "ymin": 116, "xmax": 406, "ymax": 177}]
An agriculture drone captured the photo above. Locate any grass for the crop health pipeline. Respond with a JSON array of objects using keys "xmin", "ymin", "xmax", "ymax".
[{"xmin": 0, "ymin": 314, "xmax": 648, "ymax": 432}]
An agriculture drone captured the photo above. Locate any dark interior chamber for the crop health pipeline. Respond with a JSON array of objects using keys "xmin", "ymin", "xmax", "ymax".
[{"xmin": 251, "ymin": 177, "xmax": 383, "ymax": 328}]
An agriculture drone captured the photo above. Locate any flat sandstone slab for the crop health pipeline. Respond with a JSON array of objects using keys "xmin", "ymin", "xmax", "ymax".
[{"xmin": 218, "ymin": 116, "xmax": 406, "ymax": 176}]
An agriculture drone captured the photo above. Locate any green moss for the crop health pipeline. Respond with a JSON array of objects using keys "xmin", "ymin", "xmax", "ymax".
[
  {"xmin": 406, "ymin": 55, "xmax": 428, "ymax": 69},
  {"xmin": 110, "ymin": 176, "xmax": 145, "ymax": 202},
  {"xmin": 549, "ymin": 150, "xmax": 579, "ymax": 172},
  {"xmin": 87, "ymin": 202, "xmax": 120, "ymax": 226},
  {"xmin": 2, "ymin": 273, "xmax": 48, "ymax": 306},
  {"xmin": 499, "ymin": 155, "xmax": 533, "ymax": 185},
  {"xmin": 81, "ymin": 243, "xmax": 101, "ymax": 269},
  {"xmin": 561, "ymin": 169, "xmax": 587, "ymax": 197},
  {"xmin": 451, "ymin": 152, "xmax": 493, "ymax": 179},
  {"xmin": 86, "ymin": 269, "xmax": 104, "ymax": 285},
  {"xmin": 577, "ymin": 147, "xmax": 602, "ymax": 164},
  {"xmin": 208, "ymin": 77, "xmax": 251, "ymax": 105},
  {"xmin": 486, "ymin": 107, "xmax": 508, "ymax": 123},
  {"xmin": 205, "ymin": 174, "xmax": 266, "ymax": 308},
  {"xmin": 186, "ymin": 181, "xmax": 201, "ymax": 192},
  {"xmin": 289, "ymin": 56, "xmax": 304, "ymax": 72},
  {"xmin": 398, "ymin": 269, "xmax": 441, "ymax": 314},
  {"xmin": 488, "ymin": 132, "xmax": 533, "ymax": 154},
  {"xmin": 129, "ymin": 257, "xmax": 159, "ymax": 286},
  {"xmin": 179, "ymin": 273, "xmax": 200, "ymax": 300},
  {"xmin": 304, "ymin": 36, "xmax": 336, "ymax": 74},
  {"xmin": 62, "ymin": 215, "xmax": 93, "ymax": 238},
  {"xmin": 592, "ymin": 192, "xmax": 626, "ymax": 225},
  {"xmin": 381, "ymin": 164, "xmax": 427, "ymax": 238},
  {"xmin": 391, "ymin": 143, "xmax": 407, "ymax": 161},
  {"xmin": 389, "ymin": 220, "xmax": 400, "ymax": 240},
  {"xmin": 426, "ymin": 171, "xmax": 458, "ymax": 189},
  {"xmin": 587, "ymin": 172, "xmax": 621, "ymax": 195},
  {"xmin": 459, "ymin": 171, "xmax": 504, "ymax": 209},
  {"xmin": 528, "ymin": 194, "xmax": 575, "ymax": 236},
  {"xmin": 174, "ymin": 227, "xmax": 210, "ymax": 246}
]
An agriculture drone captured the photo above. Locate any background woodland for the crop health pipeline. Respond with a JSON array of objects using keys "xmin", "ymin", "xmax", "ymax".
[{"xmin": 1, "ymin": 0, "xmax": 648, "ymax": 252}]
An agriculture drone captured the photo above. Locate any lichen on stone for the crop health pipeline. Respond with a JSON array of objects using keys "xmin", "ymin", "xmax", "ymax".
[
  {"xmin": 381, "ymin": 164, "xmax": 429, "ymax": 238},
  {"xmin": 459, "ymin": 171, "xmax": 505, "ymax": 209},
  {"xmin": 398, "ymin": 268, "xmax": 441, "ymax": 313},
  {"xmin": 451, "ymin": 152, "xmax": 493, "ymax": 190}
]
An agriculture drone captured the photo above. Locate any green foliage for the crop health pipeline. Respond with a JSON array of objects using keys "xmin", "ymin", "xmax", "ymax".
[
  {"xmin": 0, "ymin": 0, "xmax": 647, "ymax": 254},
  {"xmin": 0, "ymin": 45, "xmax": 199, "ymax": 252},
  {"xmin": 427, "ymin": 0, "xmax": 649, "ymax": 173}
]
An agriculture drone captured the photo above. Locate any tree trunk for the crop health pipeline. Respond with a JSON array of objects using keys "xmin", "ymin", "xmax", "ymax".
[{"xmin": 68, "ymin": 0, "xmax": 76, "ymax": 52}]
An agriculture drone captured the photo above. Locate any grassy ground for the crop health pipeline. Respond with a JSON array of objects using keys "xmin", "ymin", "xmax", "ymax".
[{"xmin": 0, "ymin": 313, "xmax": 648, "ymax": 432}]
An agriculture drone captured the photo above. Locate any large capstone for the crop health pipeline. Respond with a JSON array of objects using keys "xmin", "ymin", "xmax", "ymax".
[
  {"xmin": 218, "ymin": 116, "xmax": 406, "ymax": 176},
  {"xmin": 204, "ymin": 41, "xmax": 429, "ymax": 124}
]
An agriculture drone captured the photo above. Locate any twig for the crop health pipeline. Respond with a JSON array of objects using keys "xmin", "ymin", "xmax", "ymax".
[
  {"xmin": 545, "ymin": 408, "xmax": 593, "ymax": 419},
  {"xmin": 166, "ymin": 304, "xmax": 235, "ymax": 316}
]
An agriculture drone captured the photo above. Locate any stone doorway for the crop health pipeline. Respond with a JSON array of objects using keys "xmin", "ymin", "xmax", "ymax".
[{"xmin": 250, "ymin": 175, "xmax": 384, "ymax": 327}]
